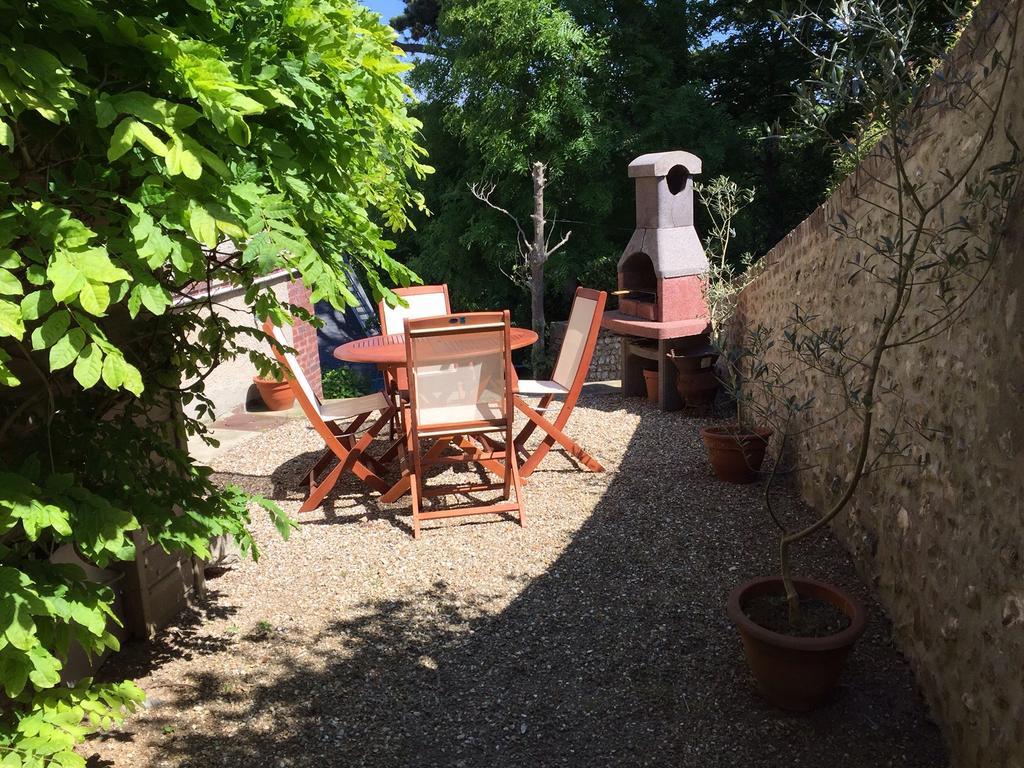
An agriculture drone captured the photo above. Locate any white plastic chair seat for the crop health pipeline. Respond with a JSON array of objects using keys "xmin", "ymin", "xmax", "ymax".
[
  {"xmin": 516, "ymin": 379, "xmax": 568, "ymax": 397},
  {"xmin": 319, "ymin": 391, "xmax": 389, "ymax": 422}
]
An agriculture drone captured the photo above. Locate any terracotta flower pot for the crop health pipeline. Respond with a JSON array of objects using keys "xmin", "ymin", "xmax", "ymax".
[
  {"xmin": 642, "ymin": 368, "xmax": 659, "ymax": 402},
  {"xmin": 699, "ymin": 424, "xmax": 772, "ymax": 483},
  {"xmin": 668, "ymin": 353, "xmax": 719, "ymax": 408},
  {"xmin": 253, "ymin": 376, "xmax": 295, "ymax": 411},
  {"xmin": 727, "ymin": 576, "xmax": 867, "ymax": 711}
]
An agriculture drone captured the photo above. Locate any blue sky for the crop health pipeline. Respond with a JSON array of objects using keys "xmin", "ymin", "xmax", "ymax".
[{"xmin": 363, "ymin": 0, "xmax": 405, "ymax": 27}]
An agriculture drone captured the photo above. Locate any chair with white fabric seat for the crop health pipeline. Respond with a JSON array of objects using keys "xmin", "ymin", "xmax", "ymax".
[
  {"xmin": 401, "ymin": 311, "xmax": 525, "ymax": 538},
  {"xmin": 513, "ymin": 287, "xmax": 607, "ymax": 477},
  {"xmin": 263, "ymin": 320, "xmax": 397, "ymax": 512},
  {"xmin": 378, "ymin": 284, "xmax": 451, "ymax": 335}
]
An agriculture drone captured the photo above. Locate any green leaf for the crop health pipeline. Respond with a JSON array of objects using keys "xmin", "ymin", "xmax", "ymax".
[
  {"xmin": 106, "ymin": 118, "xmax": 136, "ymax": 162},
  {"xmin": 137, "ymin": 282, "xmax": 170, "ymax": 316},
  {"xmin": 47, "ymin": 257, "xmax": 86, "ymax": 302},
  {"xmin": 121, "ymin": 362, "xmax": 144, "ymax": 396},
  {"xmin": 0, "ymin": 121, "xmax": 12, "ymax": 151},
  {"xmin": 49, "ymin": 328, "xmax": 85, "ymax": 370},
  {"xmin": 101, "ymin": 351, "xmax": 126, "ymax": 389},
  {"xmin": 165, "ymin": 137, "xmax": 201, "ymax": 178},
  {"xmin": 27, "ymin": 644, "xmax": 61, "ymax": 689},
  {"xmin": 75, "ymin": 249, "xmax": 130, "ymax": 284},
  {"xmin": 0, "ymin": 646, "xmax": 30, "ymax": 697},
  {"xmin": 76, "ymin": 281, "xmax": 110, "ymax": 316},
  {"xmin": 0, "ymin": 353, "xmax": 19, "ymax": 387},
  {"xmin": 110, "ymin": 91, "xmax": 201, "ymax": 130},
  {"xmin": 21, "ymin": 290, "xmax": 55, "ymax": 321},
  {"xmin": 186, "ymin": 205, "xmax": 218, "ymax": 247},
  {"xmin": 72, "ymin": 343, "xmax": 103, "ymax": 388},
  {"xmin": 226, "ymin": 116, "xmax": 251, "ymax": 146},
  {"xmin": 95, "ymin": 99, "xmax": 118, "ymax": 128},
  {"xmin": 4, "ymin": 599, "xmax": 35, "ymax": 651},
  {"xmin": 131, "ymin": 122, "xmax": 168, "ymax": 157},
  {"xmin": 0, "ymin": 268, "xmax": 20, "ymax": 296},
  {"xmin": 30, "ymin": 309, "xmax": 70, "ymax": 350},
  {"xmin": 0, "ymin": 299, "xmax": 24, "ymax": 339}
]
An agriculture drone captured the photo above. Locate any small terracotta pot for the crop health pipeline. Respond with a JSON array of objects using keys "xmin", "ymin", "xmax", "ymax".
[
  {"xmin": 253, "ymin": 376, "xmax": 295, "ymax": 411},
  {"xmin": 727, "ymin": 576, "xmax": 867, "ymax": 711},
  {"xmin": 642, "ymin": 368, "xmax": 659, "ymax": 402},
  {"xmin": 699, "ymin": 424, "xmax": 772, "ymax": 483},
  {"xmin": 668, "ymin": 353, "xmax": 719, "ymax": 408}
]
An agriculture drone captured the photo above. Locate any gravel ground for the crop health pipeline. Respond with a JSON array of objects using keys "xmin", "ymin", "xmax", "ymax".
[{"xmin": 87, "ymin": 393, "xmax": 947, "ymax": 768}]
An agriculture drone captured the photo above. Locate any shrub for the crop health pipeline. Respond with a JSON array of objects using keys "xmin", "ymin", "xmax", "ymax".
[
  {"xmin": 0, "ymin": 1, "xmax": 428, "ymax": 764},
  {"xmin": 322, "ymin": 366, "xmax": 373, "ymax": 399}
]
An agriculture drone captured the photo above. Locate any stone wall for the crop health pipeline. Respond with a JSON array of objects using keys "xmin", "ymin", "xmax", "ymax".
[
  {"xmin": 734, "ymin": 3, "xmax": 1023, "ymax": 766},
  {"xmin": 549, "ymin": 321, "xmax": 621, "ymax": 381}
]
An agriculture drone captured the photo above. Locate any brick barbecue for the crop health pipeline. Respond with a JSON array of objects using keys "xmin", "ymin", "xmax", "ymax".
[{"xmin": 601, "ymin": 150, "xmax": 711, "ymax": 408}]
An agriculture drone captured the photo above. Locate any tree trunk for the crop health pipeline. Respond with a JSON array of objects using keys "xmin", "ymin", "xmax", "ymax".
[{"xmin": 529, "ymin": 160, "xmax": 546, "ymax": 375}]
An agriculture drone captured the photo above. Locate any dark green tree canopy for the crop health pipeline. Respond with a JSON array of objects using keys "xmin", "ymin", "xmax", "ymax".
[{"xmin": 391, "ymin": 0, "xmax": 968, "ymax": 326}]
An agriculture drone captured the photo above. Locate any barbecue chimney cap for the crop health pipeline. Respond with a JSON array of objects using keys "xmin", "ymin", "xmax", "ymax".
[{"xmin": 628, "ymin": 151, "xmax": 703, "ymax": 179}]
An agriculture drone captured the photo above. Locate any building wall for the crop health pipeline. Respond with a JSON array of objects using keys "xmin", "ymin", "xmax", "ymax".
[
  {"xmin": 549, "ymin": 322, "xmax": 621, "ymax": 381},
  {"xmin": 287, "ymin": 279, "xmax": 322, "ymax": 397},
  {"xmin": 185, "ymin": 277, "xmax": 322, "ymax": 421},
  {"xmin": 734, "ymin": 4, "xmax": 1023, "ymax": 765}
]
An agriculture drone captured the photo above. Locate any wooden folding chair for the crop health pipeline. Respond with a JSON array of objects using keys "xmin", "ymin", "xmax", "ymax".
[
  {"xmin": 378, "ymin": 284, "xmax": 451, "ymax": 335},
  {"xmin": 513, "ymin": 287, "xmax": 607, "ymax": 478},
  {"xmin": 263, "ymin": 320, "xmax": 397, "ymax": 512},
  {"xmin": 378, "ymin": 285, "xmax": 452, "ymax": 437},
  {"xmin": 400, "ymin": 311, "xmax": 525, "ymax": 539}
]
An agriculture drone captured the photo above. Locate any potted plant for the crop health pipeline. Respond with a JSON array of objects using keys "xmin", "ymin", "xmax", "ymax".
[
  {"xmin": 690, "ymin": 175, "xmax": 770, "ymax": 482},
  {"xmin": 724, "ymin": 0, "xmax": 1021, "ymax": 709},
  {"xmin": 641, "ymin": 367, "xmax": 659, "ymax": 402},
  {"xmin": 253, "ymin": 371, "xmax": 295, "ymax": 411},
  {"xmin": 699, "ymin": 324, "xmax": 774, "ymax": 484},
  {"xmin": 665, "ymin": 346, "xmax": 718, "ymax": 410}
]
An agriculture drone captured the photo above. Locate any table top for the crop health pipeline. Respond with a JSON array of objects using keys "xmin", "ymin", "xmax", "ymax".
[{"xmin": 335, "ymin": 327, "xmax": 539, "ymax": 365}]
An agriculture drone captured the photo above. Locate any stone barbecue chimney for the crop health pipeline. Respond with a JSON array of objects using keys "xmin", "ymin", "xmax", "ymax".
[
  {"xmin": 602, "ymin": 150, "xmax": 712, "ymax": 410},
  {"xmin": 616, "ymin": 150, "xmax": 709, "ymax": 323}
]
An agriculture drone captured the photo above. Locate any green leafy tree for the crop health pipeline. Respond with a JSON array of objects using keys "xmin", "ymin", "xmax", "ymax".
[
  {"xmin": 392, "ymin": 0, "xmax": 970, "ymax": 333},
  {"xmin": 0, "ymin": 1, "xmax": 428, "ymax": 764},
  {"xmin": 407, "ymin": 0, "xmax": 611, "ymax": 370}
]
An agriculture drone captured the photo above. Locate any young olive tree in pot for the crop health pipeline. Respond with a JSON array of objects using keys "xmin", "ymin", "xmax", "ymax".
[
  {"xmin": 691, "ymin": 177, "xmax": 772, "ymax": 482},
  {"xmin": 725, "ymin": 0, "xmax": 1022, "ymax": 710}
]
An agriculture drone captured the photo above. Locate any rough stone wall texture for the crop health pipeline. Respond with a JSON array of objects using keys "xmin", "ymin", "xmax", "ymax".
[
  {"xmin": 549, "ymin": 322, "xmax": 621, "ymax": 381},
  {"xmin": 735, "ymin": 3, "xmax": 1023, "ymax": 766}
]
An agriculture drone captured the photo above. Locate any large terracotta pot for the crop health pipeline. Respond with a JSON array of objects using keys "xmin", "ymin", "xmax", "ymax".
[
  {"xmin": 668, "ymin": 352, "xmax": 719, "ymax": 408},
  {"xmin": 642, "ymin": 368, "xmax": 659, "ymax": 402},
  {"xmin": 699, "ymin": 424, "xmax": 772, "ymax": 483},
  {"xmin": 727, "ymin": 576, "xmax": 867, "ymax": 711},
  {"xmin": 253, "ymin": 376, "xmax": 295, "ymax": 411}
]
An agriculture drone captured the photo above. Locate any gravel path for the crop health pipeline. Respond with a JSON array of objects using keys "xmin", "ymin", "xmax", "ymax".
[{"xmin": 88, "ymin": 393, "xmax": 947, "ymax": 767}]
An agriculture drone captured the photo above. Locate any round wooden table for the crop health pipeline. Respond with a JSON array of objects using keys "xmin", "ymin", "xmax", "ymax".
[{"xmin": 334, "ymin": 327, "xmax": 539, "ymax": 365}]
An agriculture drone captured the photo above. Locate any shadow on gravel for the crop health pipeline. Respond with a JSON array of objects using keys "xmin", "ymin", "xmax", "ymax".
[{"xmin": 138, "ymin": 396, "xmax": 946, "ymax": 768}]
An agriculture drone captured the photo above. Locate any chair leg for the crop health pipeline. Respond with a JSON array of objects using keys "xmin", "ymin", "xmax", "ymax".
[
  {"xmin": 301, "ymin": 461, "xmax": 346, "ymax": 513},
  {"xmin": 501, "ymin": 443, "xmax": 513, "ymax": 500},
  {"xmin": 515, "ymin": 397, "xmax": 604, "ymax": 478},
  {"xmin": 409, "ymin": 466, "xmax": 422, "ymax": 539},
  {"xmin": 509, "ymin": 449, "xmax": 525, "ymax": 528},
  {"xmin": 381, "ymin": 437, "xmax": 450, "ymax": 503},
  {"xmin": 513, "ymin": 394, "xmax": 554, "ymax": 449}
]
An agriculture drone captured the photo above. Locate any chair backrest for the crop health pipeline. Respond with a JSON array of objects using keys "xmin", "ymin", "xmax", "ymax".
[
  {"xmin": 404, "ymin": 311, "xmax": 512, "ymax": 435},
  {"xmin": 263, "ymin": 320, "xmax": 322, "ymax": 419},
  {"xmin": 550, "ymin": 287, "xmax": 607, "ymax": 392},
  {"xmin": 378, "ymin": 285, "xmax": 451, "ymax": 336}
]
